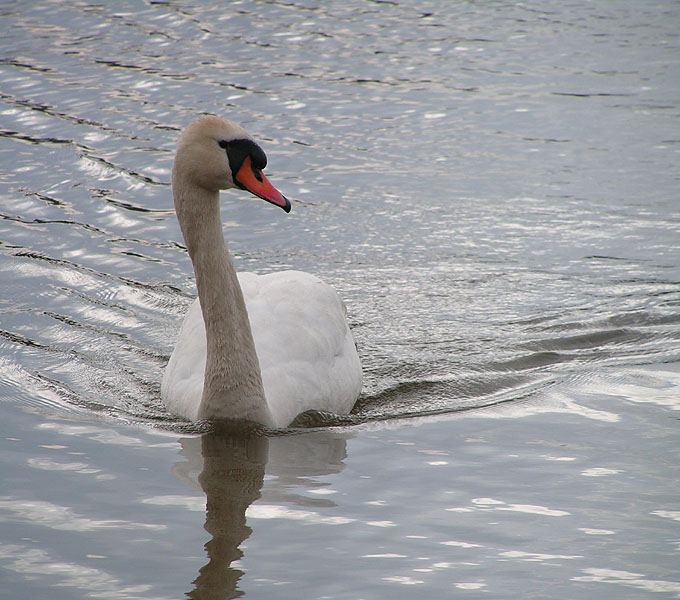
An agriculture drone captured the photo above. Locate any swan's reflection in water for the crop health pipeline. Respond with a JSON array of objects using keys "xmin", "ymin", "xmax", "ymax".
[{"xmin": 174, "ymin": 428, "xmax": 350, "ymax": 599}]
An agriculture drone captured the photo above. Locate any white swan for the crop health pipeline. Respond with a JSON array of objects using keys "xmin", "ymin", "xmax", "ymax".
[{"xmin": 161, "ymin": 116, "xmax": 362, "ymax": 428}]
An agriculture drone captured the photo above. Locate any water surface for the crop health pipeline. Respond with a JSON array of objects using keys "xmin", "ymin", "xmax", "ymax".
[{"xmin": 1, "ymin": 1, "xmax": 679, "ymax": 598}]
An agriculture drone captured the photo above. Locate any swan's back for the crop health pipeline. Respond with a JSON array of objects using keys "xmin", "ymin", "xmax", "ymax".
[{"xmin": 162, "ymin": 270, "xmax": 362, "ymax": 427}]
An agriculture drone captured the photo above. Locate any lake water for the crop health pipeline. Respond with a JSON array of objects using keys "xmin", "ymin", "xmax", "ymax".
[{"xmin": 1, "ymin": 1, "xmax": 679, "ymax": 598}]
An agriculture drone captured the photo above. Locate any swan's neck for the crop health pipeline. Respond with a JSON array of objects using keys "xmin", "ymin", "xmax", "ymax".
[{"xmin": 174, "ymin": 180, "xmax": 273, "ymax": 426}]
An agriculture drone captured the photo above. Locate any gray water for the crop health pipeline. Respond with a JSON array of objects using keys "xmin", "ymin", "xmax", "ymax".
[{"xmin": 1, "ymin": 1, "xmax": 679, "ymax": 598}]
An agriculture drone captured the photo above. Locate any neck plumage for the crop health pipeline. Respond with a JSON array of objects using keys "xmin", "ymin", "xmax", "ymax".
[{"xmin": 173, "ymin": 179, "xmax": 273, "ymax": 426}]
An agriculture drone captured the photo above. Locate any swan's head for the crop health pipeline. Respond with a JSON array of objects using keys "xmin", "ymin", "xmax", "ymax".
[{"xmin": 173, "ymin": 115, "xmax": 290, "ymax": 212}]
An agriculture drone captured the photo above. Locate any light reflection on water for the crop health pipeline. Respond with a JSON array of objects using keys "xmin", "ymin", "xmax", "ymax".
[{"xmin": 1, "ymin": 0, "xmax": 679, "ymax": 598}]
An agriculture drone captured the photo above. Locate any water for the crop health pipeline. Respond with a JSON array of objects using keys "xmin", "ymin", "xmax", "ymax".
[{"xmin": 1, "ymin": 0, "xmax": 679, "ymax": 598}]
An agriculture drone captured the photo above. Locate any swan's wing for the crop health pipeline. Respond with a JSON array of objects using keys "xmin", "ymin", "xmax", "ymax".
[
  {"xmin": 242, "ymin": 271, "xmax": 362, "ymax": 427},
  {"xmin": 161, "ymin": 298, "xmax": 206, "ymax": 421}
]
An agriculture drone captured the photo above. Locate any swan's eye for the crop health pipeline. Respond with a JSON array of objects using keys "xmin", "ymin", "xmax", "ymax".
[{"xmin": 220, "ymin": 138, "xmax": 268, "ymax": 179}]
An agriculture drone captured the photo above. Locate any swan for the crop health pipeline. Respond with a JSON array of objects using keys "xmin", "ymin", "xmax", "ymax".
[{"xmin": 161, "ymin": 115, "xmax": 362, "ymax": 428}]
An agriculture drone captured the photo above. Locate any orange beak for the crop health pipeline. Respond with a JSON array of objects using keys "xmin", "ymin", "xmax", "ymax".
[{"xmin": 235, "ymin": 156, "xmax": 291, "ymax": 213}]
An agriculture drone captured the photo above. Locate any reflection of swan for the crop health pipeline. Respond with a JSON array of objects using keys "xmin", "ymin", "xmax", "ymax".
[
  {"xmin": 178, "ymin": 429, "xmax": 350, "ymax": 599},
  {"xmin": 187, "ymin": 432, "xmax": 268, "ymax": 600},
  {"xmin": 173, "ymin": 431, "xmax": 350, "ymax": 500},
  {"xmin": 162, "ymin": 116, "xmax": 362, "ymax": 428}
]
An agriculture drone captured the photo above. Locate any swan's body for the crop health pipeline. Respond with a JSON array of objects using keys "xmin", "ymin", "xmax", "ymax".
[
  {"xmin": 164, "ymin": 270, "xmax": 360, "ymax": 427},
  {"xmin": 161, "ymin": 116, "xmax": 362, "ymax": 428}
]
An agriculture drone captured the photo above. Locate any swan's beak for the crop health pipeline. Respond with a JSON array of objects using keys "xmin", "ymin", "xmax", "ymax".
[{"xmin": 235, "ymin": 156, "xmax": 291, "ymax": 213}]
